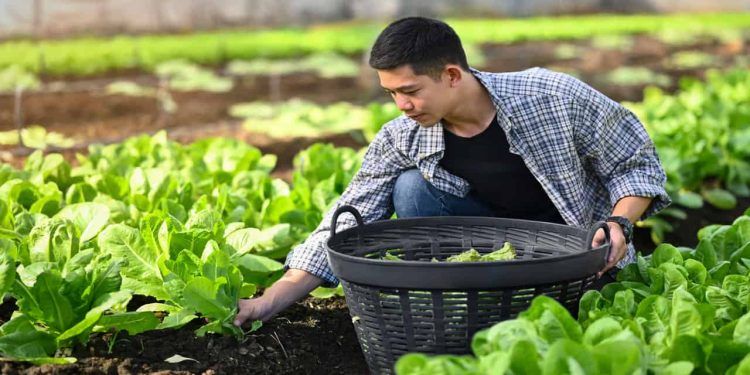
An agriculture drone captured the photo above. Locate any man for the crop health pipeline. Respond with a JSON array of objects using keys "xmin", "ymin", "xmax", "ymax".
[{"xmin": 234, "ymin": 17, "xmax": 670, "ymax": 326}]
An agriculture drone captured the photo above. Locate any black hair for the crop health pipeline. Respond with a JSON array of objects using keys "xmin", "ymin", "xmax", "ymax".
[{"xmin": 369, "ymin": 17, "xmax": 470, "ymax": 79}]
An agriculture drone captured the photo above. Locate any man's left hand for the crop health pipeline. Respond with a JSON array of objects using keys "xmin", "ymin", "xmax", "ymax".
[{"xmin": 591, "ymin": 222, "xmax": 627, "ymax": 278}]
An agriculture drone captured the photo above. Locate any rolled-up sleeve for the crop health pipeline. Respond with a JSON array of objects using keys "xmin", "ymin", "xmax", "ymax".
[
  {"xmin": 284, "ymin": 123, "xmax": 411, "ymax": 286},
  {"xmin": 572, "ymin": 84, "xmax": 671, "ymax": 220}
]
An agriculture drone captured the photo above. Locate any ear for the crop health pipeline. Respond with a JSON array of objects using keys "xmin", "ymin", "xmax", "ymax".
[{"xmin": 443, "ymin": 65, "xmax": 463, "ymax": 87}]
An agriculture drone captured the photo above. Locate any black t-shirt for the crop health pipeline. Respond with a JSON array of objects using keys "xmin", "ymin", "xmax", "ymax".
[{"xmin": 439, "ymin": 116, "xmax": 566, "ymax": 224}]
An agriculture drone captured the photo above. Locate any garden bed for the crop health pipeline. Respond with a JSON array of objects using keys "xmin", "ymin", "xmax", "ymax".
[{"xmin": 0, "ymin": 296, "xmax": 368, "ymax": 375}]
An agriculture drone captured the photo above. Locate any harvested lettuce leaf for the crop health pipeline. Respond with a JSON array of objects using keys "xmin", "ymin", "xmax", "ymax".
[
  {"xmin": 379, "ymin": 242, "xmax": 516, "ymax": 262},
  {"xmin": 446, "ymin": 242, "xmax": 516, "ymax": 262},
  {"xmin": 482, "ymin": 242, "xmax": 517, "ymax": 261},
  {"xmin": 446, "ymin": 248, "xmax": 484, "ymax": 262},
  {"xmin": 383, "ymin": 252, "xmax": 401, "ymax": 261}
]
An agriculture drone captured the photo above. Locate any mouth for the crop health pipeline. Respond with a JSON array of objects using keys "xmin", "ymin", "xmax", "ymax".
[{"xmin": 407, "ymin": 114, "xmax": 424, "ymax": 121}]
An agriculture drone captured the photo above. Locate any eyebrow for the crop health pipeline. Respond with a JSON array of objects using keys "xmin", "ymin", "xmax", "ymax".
[{"xmin": 382, "ymin": 84, "xmax": 420, "ymax": 92}]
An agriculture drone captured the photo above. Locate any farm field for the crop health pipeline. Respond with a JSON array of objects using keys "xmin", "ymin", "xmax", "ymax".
[{"xmin": 1, "ymin": 12, "xmax": 750, "ymax": 374}]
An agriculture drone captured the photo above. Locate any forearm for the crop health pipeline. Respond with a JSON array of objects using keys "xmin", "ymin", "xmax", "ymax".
[
  {"xmin": 592, "ymin": 195, "xmax": 654, "ymax": 274},
  {"xmin": 262, "ymin": 268, "xmax": 325, "ymax": 314},
  {"xmin": 611, "ymin": 196, "xmax": 653, "ymax": 223}
]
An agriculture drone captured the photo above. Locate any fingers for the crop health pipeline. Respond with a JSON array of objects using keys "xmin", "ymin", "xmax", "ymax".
[
  {"xmin": 597, "ymin": 254, "xmax": 618, "ymax": 278},
  {"xmin": 597, "ymin": 225, "xmax": 626, "ymax": 278},
  {"xmin": 234, "ymin": 299, "xmax": 258, "ymax": 327},
  {"xmin": 608, "ymin": 242, "xmax": 623, "ymax": 264},
  {"xmin": 598, "ymin": 260, "xmax": 615, "ymax": 278},
  {"xmin": 235, "ymin": 297, "xmax": 276, "ymax": 326},
  {"xmin": 591, "ymin": 228, "xmax": 606, "ymax": 248}
]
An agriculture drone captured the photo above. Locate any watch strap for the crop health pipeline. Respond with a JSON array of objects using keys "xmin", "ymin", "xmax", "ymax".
[{"xmin": 606, "ymin": 215, "xmax": 633, "ymax": 244}]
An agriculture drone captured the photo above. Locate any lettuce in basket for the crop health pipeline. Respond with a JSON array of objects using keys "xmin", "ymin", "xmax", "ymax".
[
  {"xmin": 447, "ymin": 242, "xmax": 516, "ymax": 262},
  {"xmin": 382, "ymin": 242, "xmax": 517, "ymax": 262},
  {"xmin": 479, "ymin": 242, "xmax": 517, "ymax": 261}
]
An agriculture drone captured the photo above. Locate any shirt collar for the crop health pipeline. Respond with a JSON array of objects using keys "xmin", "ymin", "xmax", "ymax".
[
  {"xmin": 470, "ymin": 68, "xmax": 514, "ymax": 127},
  {"xmin": 416, "ymin": 68, "xmax": 512, "ymax": 161}
]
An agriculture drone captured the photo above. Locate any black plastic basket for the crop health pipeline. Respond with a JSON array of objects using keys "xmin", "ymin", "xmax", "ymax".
[{"xmin": 325, "ymin": 205, "xmax": 611, "ymax": 375}]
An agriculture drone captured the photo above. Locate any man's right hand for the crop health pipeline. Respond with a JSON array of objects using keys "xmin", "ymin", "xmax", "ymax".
[
  {"xmin": 234, "ymin": 297, "xmax": 275, "ymax": 326},
  {"xmin": 233, "ymin": 268, "xmax": 325, "ymax": 327}
]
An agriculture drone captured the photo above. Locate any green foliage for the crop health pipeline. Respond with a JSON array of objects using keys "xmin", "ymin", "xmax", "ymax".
[
  {"xmin": 462, "ymin": 44, "xmax": 486, "ymax": 68},
  {"xmin": 231, "ymin": 99, "xmax": 370, "ymax": 138},
  {"xmin": 309, "ymin": 285, "xmax": 345, "ymax": 299},
  {"xmin": 155, "ymin": 60, "xmax": 233, "ymax": 92},
  {"xmin": 0, "ymin": 65, "xmax": 40, "ymax": 92},
  {"xmin": 668, "ymin": 51, "xmax": 719, "ymax": 70},
  {"xmin": 590, "ymin": 34, "xmax": 634, "ymax": 50},
  {"xmin": 625, "ymin": 69, "xmax": 750, "ymax": 243},
  {"xmin": 553, "ymin": 43, "xmax": 582, "ymax": 60},
  {"xmin": 0, "ymin": 126, "xmax": 76, "ymax": 149},
  {"xmin": 0, "ymin": 253, "xmax": 15, "ymax": 298},
  {"xmin": 629, "ymin": 70, "xmax": 750, "ymax": 205},
  {"xmin": 1, "ymin": 13, "xmax": 749, "ymax": 77},
  {"xmin": 0, "ymin": 129, "xmax": 376, "ymax": 363},
  {"xmin": 5, "ymin": 250, "xmax": 150, "ymax": 361},
  {"xmin": 230, "ymin": 99, "xmax": 399, "ymax": 140},
  {"xmin": 275, "ymin": 143, "xmax": 366, "ymax": 239},
  {"xmin": 602, "ymin": 66, "xmax": 672, "ymax": 87},
  {"xmin": 398, "ymin": 214, "xmax": 750, "ymax": 374},
  {"xmin": 105, "ymin": 81, "xmax": 176, "ymax": 113},
  {"xmin": 226, "ymin": 52, "xmax": 359, "ymax": 78},
  {"xmin": 105, "ymin": 81, "xmax": 156, "ymax": 97},
  {"xmin": 362, "ymin": 102, "xmax": 401, "ymax": 142}
]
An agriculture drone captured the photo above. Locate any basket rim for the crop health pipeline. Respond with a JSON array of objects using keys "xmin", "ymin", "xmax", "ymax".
[
  {"xmin": 324, "ymin": 216, "xmax": 610, "ymax": 288},
  {"xmin": 326, "ymin": 215, "xmax": 600, "ymax": 267},
  {"xmin": 327, "ymin": 243, "xmax": 607, "ymax": 267}
]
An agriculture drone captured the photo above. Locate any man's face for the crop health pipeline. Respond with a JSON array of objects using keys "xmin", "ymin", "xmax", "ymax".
[{"xmin": 377, "ymin": 65, "xmax": 452, "ymax": 127}]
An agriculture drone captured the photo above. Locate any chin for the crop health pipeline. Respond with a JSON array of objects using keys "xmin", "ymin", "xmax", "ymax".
[{"xmin": 415, "ymin": 117, "xmax": 438, "ymax": 127}]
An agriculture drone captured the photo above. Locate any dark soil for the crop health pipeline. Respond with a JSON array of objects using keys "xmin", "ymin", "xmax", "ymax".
[
  {"xmin": 0, "ymin": 73, "xmax": 369, "ymax": 138},
  {"xmin": 1, "ymin": 297, "xmax": 369, "ymax": 375}
]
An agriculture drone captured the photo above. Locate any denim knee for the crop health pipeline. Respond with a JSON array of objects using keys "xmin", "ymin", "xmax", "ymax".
[{"xmin": 392, "ymin": 169, "xmax": 443, "ymax": 218}]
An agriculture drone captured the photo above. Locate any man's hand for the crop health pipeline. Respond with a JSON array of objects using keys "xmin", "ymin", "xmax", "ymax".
[
  {"xmin": 234, "ymin": 296, "xmax": 276, "ymax": 326},
  {"xmin": 592, "ymin": 196, "xmax": 653, "ymax": 278},
  {"xmin": 592, "ymin": 221, "xmax": 627, "ymax": 278},
  {"xmin": 233, "ymin": 268, "xmax": 325, "ymax": 327}
]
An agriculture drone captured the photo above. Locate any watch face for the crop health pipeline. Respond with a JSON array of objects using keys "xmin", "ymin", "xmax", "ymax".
[{"xmin": 607, "ymin": 216, "xmax": 633, "ymax": 243}]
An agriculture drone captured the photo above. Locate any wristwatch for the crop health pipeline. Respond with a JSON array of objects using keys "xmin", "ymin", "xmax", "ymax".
[{"xmin": 606, "ymin": 216, "xmax": 633, "ymax": 244}]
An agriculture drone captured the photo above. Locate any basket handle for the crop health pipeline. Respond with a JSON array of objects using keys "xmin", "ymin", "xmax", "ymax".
[
  {"xmin": 585, "ymin": 221, "xmax": 611, "ymax": 259},
  {"xmin": 330, "ymin": 205, "xmax": 364, "ymax": 238}
]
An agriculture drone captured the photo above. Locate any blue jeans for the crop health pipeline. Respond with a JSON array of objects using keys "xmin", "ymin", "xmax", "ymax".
[{"xmin": 392, "ymin": 169, "xmax": 495, "ymax": 218}]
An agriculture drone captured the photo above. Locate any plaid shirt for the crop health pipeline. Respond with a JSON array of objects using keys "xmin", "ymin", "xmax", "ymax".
[{"xmin": 285, "ymin": 67, "xmax": 671, "ymax": 286}]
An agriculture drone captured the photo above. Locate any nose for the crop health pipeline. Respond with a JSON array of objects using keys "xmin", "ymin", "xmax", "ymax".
[{"xmin": 394, "ymin": 93, "xmax": 414, "ymax": 112}]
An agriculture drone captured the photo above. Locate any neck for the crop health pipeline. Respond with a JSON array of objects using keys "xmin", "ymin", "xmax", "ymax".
[{"xmin": 442, "ymin": 74, "xmax": 497, "ymax": 137}]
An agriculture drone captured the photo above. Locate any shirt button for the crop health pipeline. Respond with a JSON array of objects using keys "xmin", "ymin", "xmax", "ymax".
[{"xmin": 422, "ymin": 172, "xmax": 430, "ymax": 180}]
